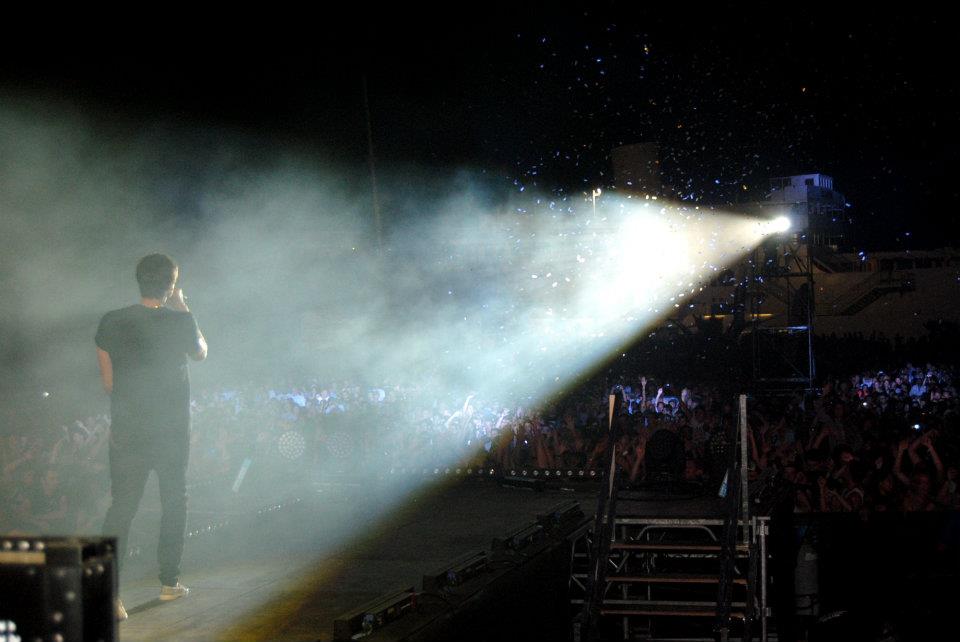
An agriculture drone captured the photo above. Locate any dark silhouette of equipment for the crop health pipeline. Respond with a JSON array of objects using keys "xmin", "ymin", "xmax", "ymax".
[{"xmin": 0, "ymin": 536, "xmax": 117, "ymax": 642}]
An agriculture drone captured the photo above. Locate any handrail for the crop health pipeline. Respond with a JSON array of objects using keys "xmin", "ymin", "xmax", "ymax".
[
  {"xmin": 579, "ymin": 395, "xmax": 624, "ymax": 641},
  {"xmin": 818, "ymin": 270, "xmax": 914, "ymax": 315},
  {"xmin": 714, "ymin": 394, "xmax": 747, "ymax": 640}
]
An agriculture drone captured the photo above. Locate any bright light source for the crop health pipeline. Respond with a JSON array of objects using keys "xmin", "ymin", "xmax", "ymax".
[{"xmin": 771, "ymin": 216, "xmax": 791, "ymax": 232}]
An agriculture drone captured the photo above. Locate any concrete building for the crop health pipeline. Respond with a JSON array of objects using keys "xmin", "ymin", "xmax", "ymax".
[{"xmin": 766, "ymin": 173, "xmax": 847, "ymax": 248}]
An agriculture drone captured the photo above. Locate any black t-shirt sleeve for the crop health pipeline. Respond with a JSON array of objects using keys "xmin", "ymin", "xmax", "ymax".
[{"xmin": 95, "ymin": 312, "xmax": 115, "ymax": 354}]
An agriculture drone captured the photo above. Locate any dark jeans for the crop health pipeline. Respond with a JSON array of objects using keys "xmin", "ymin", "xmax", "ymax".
[{"xmin": 102, "ymin": 441, "xmax": 188, "ymax": 587}]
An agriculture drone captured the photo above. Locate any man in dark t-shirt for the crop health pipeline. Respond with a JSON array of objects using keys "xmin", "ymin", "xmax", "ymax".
[{"xmin": 96, "ymin": 253, "xmax": 207, "ymax": 619}]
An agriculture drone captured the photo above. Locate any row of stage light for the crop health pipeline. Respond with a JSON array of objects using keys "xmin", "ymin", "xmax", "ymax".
[
  {"xmin": 332, "ymin": 500, "xmax": 588, "ymax": 640},
  {"xmin": 384, "ymin": 467, "xmax": 601, "ymax": 479}
]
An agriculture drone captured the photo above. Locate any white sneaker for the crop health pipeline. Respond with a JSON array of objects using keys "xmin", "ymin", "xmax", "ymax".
[
  {"xmin": 116, "ymin": 599, "xmax": 128, "ymax": 621},
  {"xmin": 159, "ymin": 582, "xmax": 190, "ymax": 601}
]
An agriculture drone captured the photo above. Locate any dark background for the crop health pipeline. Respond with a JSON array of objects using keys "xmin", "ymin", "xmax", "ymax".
[{"xmin": 2, "ymin": 3, "xmax": 955, "ymax": 251}]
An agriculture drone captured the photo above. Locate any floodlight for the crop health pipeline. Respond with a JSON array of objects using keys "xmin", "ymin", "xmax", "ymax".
[{"xmin": 771, "ymin": 216, "xmax": 791, "ymax": 232}]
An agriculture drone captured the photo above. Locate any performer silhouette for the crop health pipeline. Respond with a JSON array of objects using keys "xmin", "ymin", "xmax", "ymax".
[{"xmin": 96, "ymin": 253, "xmax": 207, "ymax": 620}]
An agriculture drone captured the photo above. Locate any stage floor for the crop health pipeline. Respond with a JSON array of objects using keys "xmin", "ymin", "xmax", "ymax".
[{"xmin": 116, "ymin": 480, "xmax": 594, "ymax": 641}]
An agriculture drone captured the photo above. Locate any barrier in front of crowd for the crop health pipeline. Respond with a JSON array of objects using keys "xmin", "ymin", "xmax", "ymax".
[{"xmin": 377, "ymin": 466, "xmax": 602, "ymax": 481}]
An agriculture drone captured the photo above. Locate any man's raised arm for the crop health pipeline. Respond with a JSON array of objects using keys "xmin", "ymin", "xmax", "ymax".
[
  {"xmin": 189, "ymin": 333, "xmax": 208, "ymax": 362},
  {"xmin": 168, "ymin": 287, "xmax": 207, "ymax": 361},
  {"xmin": 97, "ymin": 348, "xmax": 113, "ymax": 393}
]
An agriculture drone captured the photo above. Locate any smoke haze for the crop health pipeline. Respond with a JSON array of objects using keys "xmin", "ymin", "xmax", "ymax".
[{"xmin": 1, "ymin": 97, "xmax": 764, "ymax": 425}]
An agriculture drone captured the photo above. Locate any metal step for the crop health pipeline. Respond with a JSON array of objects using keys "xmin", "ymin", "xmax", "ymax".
[
  {"xmin": 611, "ymin": 517, "xmax": 754, "ymax": 529},
  {"xmin": 630, "ymin": 637, "xmax": 769, "ymax": 642},
  {"xmin": 598, "ymin": 609, "xmax": 746, "ymax": 620},
  {"xmin": 599, "ymin": 602, "xmax": 747, "ymax": 619},
  {"xmin": 600, "ymin": 598, "xmax": 746, "ymax": 607},
  {"xmin": 573, "ymin": 573, "xmax": 746, "ymax": 585},
  {"xmin": 609, "ymin": 542, "xmax": 749, "ymax": 554},
  {"xmin": 600, "ymin": 596, "xmax": 748, "ymax": 603}
]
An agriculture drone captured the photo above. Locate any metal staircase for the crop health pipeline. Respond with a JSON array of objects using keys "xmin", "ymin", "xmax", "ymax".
[
  {"xmin": 819, "ymin": 270, "xmax": 915, "ymax": 316},
  {"xmin": 572, "ymin": 396, "xmax": 770, "ymax": 642}
]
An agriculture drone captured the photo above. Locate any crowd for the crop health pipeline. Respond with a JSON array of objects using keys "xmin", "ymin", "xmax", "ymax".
[
  {"xmin": 1, "ymin": 414, "xmax": 112, "ymax": 535},
  {"xmin": 3, "ymin": 358, "xmax": 959, "ymax": 535},
  {"xmin": 775, "ymin": 363, "xmax": 960, "ymax": 513}
]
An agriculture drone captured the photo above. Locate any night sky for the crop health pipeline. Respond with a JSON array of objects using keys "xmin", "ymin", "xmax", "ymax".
[{"xmin": 2, "ymin": 4, "xmax": 956, "ymax": 250}]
